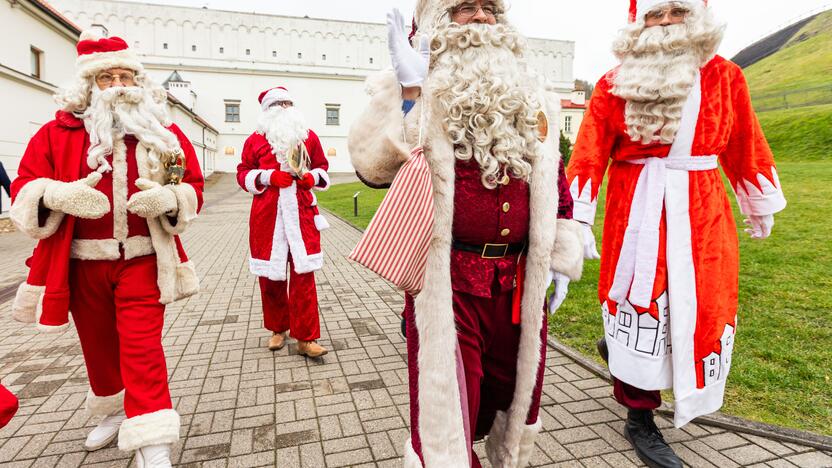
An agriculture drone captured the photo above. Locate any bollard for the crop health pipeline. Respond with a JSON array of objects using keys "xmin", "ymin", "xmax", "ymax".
[{"xmin": 353, "ymin": 191, "xmax": 361, "ymax": 217}]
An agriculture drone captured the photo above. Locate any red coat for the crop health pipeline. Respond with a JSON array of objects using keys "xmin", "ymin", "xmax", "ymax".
[
  {"xmin": 236, "ymin": 130, "xmax": 330, "ymax": 280},
  {"xmin": 10, "ymin": 111, "xmax": 204, "ymax": 332}
]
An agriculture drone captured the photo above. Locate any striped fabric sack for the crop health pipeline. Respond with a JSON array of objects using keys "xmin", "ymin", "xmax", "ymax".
[{"xmin": 349, "ymin": 146, "xmax": 434, "ymax": 295}]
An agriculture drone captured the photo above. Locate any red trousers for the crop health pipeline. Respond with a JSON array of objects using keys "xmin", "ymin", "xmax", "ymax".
[
  {"xmin": 405, "ymin": 288, "xmax": 547, "ymax": 468},
  {"xmin": 258, "ymin": 263, "xmax": 320, "ymax": 341},
  {"xmin": 69, "ymin": 256, "xmax": 172, "ymax": 418},
  {"xmin": 0, "ymin": 384, "xmax": 18, "ymax": 429},
  {"xmin": 613, "ymin": 378, "xmax": 662, "ymax": 410}
]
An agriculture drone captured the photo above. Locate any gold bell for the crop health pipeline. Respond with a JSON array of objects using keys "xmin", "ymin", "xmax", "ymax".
[{"xmin": 536, "ymin": 110, "xmax": 549, "ymax": 143}]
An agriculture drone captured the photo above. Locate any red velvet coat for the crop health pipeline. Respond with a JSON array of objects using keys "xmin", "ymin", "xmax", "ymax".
[{"xmin": 236, "ymin": 130, "xmax": 330, "ymax": 281}]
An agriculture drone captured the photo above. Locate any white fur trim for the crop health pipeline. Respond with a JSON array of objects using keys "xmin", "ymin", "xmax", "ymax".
[
  {"xmin": 569, "ymin": 177, "xmax": 597, "ymax": 225},
  {"xmin": 76, "ymin": 49, "xmax": 144, "ymax": 78},
  {"xmin": 637, "ymin": 0, "xmax": 705, "ymax": 20},
  {"xmin": 112, "ymin": 139, "xmax": 129, "ymax": 242},
  {"xmin": 70, "ymin": 239, "xmax": 120, "ymax": 260},
  {"xmin": 34, "ymin": 298, "xmax": 70, "ymax": 334},
  {"xmin": 9, "ymin": 178, "xmax": 66, "ymax": 239},
  {"xmin": 314, "ymin": 214, "xmax": 330, "ymax": 231},
  {"xmin": 550, "ymin": 219, "xmax": 584, "ymax": 281},
  {"xmin": 124, "ymin": 236, "xmax": 155, "ymax": 259},
  {"xmin": 117, "ymin": 409, "xmax": 180, "ymax": 451},
  {"xmin": 260, "ymin": 88, "xmax": 292, "ymax": 111},
  {"xmin": 733, "ymin": 167, "xmax": 787, "ymax": 216},
  {"xmin": 309, "ymin": 168, "xmax": 330, "ymax": 191},
  {"xmin": 258, "ymin": 169, "xmax": 275, "ymax": 186},
  {"xmin": 86, "ymin": 388, "xmax": 125, "ymax": 417},
  {"xmin": 11, "ymin": 283, "xmax": 43, "ymax": 324},
  {"xmin": 245, "ymin": 170, "xmax": 267, "ymax": 195},
  {"xmin": 176, "ymin": 260, "xmax": 200, "ymax": 298},
  {"xmin": 158, "ymin": 183, "xmax": 199, "ymax": 235},
  {"xmin": 403, "ymin": 438, "xmax": 423, "ymax": 468},
  {"xmin": 486, "ymin": 411, "xmax": 543, "ymax": 468}
]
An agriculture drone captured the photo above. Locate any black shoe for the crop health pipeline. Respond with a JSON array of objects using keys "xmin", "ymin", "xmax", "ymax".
[
  {"xmin": 597, "ymin": 337, "xmax": 609, "ymax": 364},
  {"xmin": 623, "ymin": 409, "xmax": 683, "ymax": 468},
  {"xmin": 401, "ymin": 316, "xmax": 407, "ymax": 338}
]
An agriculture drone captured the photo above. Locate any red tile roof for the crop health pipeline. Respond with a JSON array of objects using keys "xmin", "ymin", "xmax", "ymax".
[{"xmin": 561, "ymin": 99, "xmax": 587, "ymax": 110}]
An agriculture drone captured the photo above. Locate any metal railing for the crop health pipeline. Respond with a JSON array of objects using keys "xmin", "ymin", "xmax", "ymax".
[{"xmin": 752, "ymin": 85, "xmax": 832, "ymax": 112}]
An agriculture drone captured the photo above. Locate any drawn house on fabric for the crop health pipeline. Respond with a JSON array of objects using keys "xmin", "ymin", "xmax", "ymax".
[
  {"xmin": 604, "ymin": 292, "xmax": 671, "ymax": 357},
  {"xmin": 702, "ymin": 323, "xmax": 735, "ymax": 386}
]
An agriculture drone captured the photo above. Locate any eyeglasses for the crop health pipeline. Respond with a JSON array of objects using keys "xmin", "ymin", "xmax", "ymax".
[
  {"xmin": 273, "ymin": 100, "xmax": 294, "ymax": 108},
  {"xmin": 452, "ymin": 2, "xmax": 501, "ymax": 20},
  {"xmin": 645, "ymin": 6, "xmax": 690, "ymax": 21},
  {"xmin": 95, "ymin": 72, "xmax": 136, "ymax": 86}
]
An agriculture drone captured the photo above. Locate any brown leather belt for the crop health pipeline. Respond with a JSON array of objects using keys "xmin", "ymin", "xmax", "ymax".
[{"xmin": 451, "ymin": 240, "xmax": 525, "ymax": 259}]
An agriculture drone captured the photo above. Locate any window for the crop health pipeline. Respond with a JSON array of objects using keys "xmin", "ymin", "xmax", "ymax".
[
  {"xmin": 322, "ymin": 54, "xmax": 326, "ymax": 61},
  {"xmin": 224, "ymin": 101, "xmax": 240, "ymax": 122},
  {"xmin": 219, "ymin": 46, "xmax": 224, "ymax": 54},
  {"xmin": 191, "ymin": 45, "xmax": 197, "ymax": 52},
  {"xmin": 272, "ymin": 50, "xmax": 277, "ymax": 57},
  {"xmin": 564, "ymin": 115, "xmax": 573, "ymax": 133},
  {"xmin": 30, "ymin": 46, "xmax": 42, "ymax": 79},
  {"xmin": 297, "ymin": 52, "xmax": 302, "ymax": 59},
  {"xmin": 245, "ymin": 48, "xmax": 251, "ymax": 56},
  {"xmin": 163, "ymin": 42, "xmax": 168, "ymax": 50},
  {"xmin": 370, "ymin": 57, "xmax": 374, "ymax": 64},
  {"xmin": 325, "ymin": 104, "xmax": 340, "ymax": 126}
]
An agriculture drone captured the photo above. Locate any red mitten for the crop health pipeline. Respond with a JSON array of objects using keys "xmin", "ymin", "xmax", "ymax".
[
  {"xmin": 269, "ymin": 171, "xmax": 294, "ymax": 188},
  {"xmin": 296, "ymin": 173, "xmax": 316, "ymax": 191}
]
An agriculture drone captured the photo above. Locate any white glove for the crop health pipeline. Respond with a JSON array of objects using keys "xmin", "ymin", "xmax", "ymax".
[
  {"xmin": 581, "ymin": 222, "xmax": 601, "ymax": 260},
  {"xmin": 547, "ymin": 272, "xmax": 571, "ymax": 315},
  {"xmin": 127, "ymin": 178, "xmax": 178, "ymax": 219},
  {"xmin": 744, "ymin": 214, "xmax": 774, "ymax": 239},
  {"xmin": 43, "ymin": 172, "xmax": 110, "ymax": 219},
  {"xmin": 387, "ymin": 8, "xmax": 431, "ymax": 88}
]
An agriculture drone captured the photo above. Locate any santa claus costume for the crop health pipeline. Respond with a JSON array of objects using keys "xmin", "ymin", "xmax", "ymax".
[
  {"xmin": 349, "ymin": 2, "xmax": 584, "ymax": 466},
  {"xmin": 236, "ymin": 87, "xmax": 331, "ymax": 357},
  {"xmin": 10, "ymin": 31, "xmax": 203, "ymax": 466},
  {"xmin": 568, "ymin": 1, "xmax": 786, "ymax": 466}
]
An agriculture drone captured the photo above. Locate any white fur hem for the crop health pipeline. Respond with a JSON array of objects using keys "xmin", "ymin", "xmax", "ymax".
[
  {"xmin": 550, "ymin": 219, "xmax": 584, "ymax": 281},
  {"xmin": 486, "ymin": 412, "xmax": 542, "ymax": 468},
  {"xmin": 9, "ymin": 178, "xmax": 65, "ymax": 239},
  {"xmin": 314, "ymin": 214, "xmax": 330, "ymax": 231},
  {"xmin": 310, "ymin": 168, "xmax": 330, "ymax": 191},
  {"xmin": 11, "ymin": 283, "xmax": 43, "ymax": 324},
  {"xmin": 175, "ymin": 260, "xmax": 200, "ymax": 299},
  {"xmin": 245, "ymin": 170, "xmax": 267, "ymax": 195},
  {"xmin": 86, "ymin": 388, "xmax": 125, "ymax": 417},
  {"xmin": 33, "ymin": 298, "xmax": 70, "ymax": 333},
  {"xmin": 403, "ymin": 438, "xmax": 423, "ymax": 468},
  {"xmin": 118, "ymin": 409, "xmax": 180, "ymax": 451},
  {"xmin": 159, "ymin": 183, "xmax": 199, "ymax": 235}
]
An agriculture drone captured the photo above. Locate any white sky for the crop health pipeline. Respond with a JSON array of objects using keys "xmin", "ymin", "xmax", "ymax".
[{"xmin": 126, "ymin": 0, "xmax": 830, "ymax": 81}]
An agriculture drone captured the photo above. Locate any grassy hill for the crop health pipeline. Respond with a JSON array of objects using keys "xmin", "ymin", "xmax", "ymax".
[{"xmin": 758, "ymin": 104, "xmax": 832, "ymax": 161}]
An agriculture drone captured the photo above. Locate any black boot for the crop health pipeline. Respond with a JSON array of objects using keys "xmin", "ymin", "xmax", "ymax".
[
  {"xmin": 624, "ymin": 409, "xmax": 683, "ymax": 468},
  {"xmin": 597, "ymin": 337, "xmax": 609, "ymax": 363}
]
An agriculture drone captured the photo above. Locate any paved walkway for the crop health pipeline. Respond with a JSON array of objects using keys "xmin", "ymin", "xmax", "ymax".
[{"xmin": 0, "ymin": 174, "xmax": 829, "ymax": 468}]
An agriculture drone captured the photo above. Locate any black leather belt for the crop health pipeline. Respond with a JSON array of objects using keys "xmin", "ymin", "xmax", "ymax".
[{"xmin": 452, "ymin": 240, "xmax": 525, "ymax": 259}]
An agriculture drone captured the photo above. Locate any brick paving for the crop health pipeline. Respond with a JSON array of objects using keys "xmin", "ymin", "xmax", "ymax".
[{"xmin": 0, "ymin": 173, "xmax": 829, "ymax": 467}]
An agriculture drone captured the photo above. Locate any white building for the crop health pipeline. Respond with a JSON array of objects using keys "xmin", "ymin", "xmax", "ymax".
[
  {"xmin": 561, "ymin": 88, "xmax": 587, "ymax": 144},
  {"xmin": 53, "ymin": 0, "xmax": 578, "ymax": 173},
  {"xmin": 0, "ymin": 0, "xmax": 218, "ymax": 215}
]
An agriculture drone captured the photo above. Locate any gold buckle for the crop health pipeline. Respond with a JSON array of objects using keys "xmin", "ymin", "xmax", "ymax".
[{"xmin": 481, "ymin": 243, "xmax": 509, "ymax": 259}]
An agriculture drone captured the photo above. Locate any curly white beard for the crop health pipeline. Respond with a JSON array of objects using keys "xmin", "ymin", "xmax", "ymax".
[
  {"xmin": 611, "ymin": 2, "xmax": 725, "ymax": 145},
  {"xmin": 430, "ymin": 22, "xmax": 541, "ymax": 189},
  {"xmin": 257, "ymin": 106, "xmax": 309, "ymax": 165},
  {"xmin": 83, "ymin": 82, "xmax": 179, "ymax": 172}
]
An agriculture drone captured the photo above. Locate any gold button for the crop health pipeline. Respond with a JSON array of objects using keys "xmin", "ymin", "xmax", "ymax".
[
  {"xmin": 501, "ymin": 228, "xmax": 511, "ymax": 237},
  {"xmin": 502, "ymin": 202, "xmax": 510, "ymax": 213}
]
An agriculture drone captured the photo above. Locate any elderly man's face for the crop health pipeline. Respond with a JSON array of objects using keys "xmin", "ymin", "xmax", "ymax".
[
  {"xmin": 95, "ymin": 68, "xmax": 136, "ymax": 90},
  {"xmin": 644, "ymin": 4, "xmax": 690, "ymax": 27},
  {"xmin": 451, "ymin": 1, "xmax": 499, "ymax": 25}
]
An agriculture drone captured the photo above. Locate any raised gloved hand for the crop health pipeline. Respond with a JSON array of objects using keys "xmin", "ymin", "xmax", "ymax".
[
  {"xmin": 296, "ymin": 173, "xmax": 316, "ymax": 191},
  {"xmin": 269, "ymin": 171, "xmax": 294, "ymax": 189},
  {"xmin": 387, "ymin": 8, "xmax": 431, "ymax": 88},
  {"xmin": 127, "ymin": 178, "xmax": 177, "ymax": 219},
  {"xmin": 580, "ymin": 222, "xmax": 601, "ymax": 260},
  {"xmin": 744, "ymin": 214, "xmax": 774, "ymax": 239},
  {"xmin": 548, "ymin": 272, "xmax": 571, "ymax": 315},
  {"xmin": 43, "ymin": 172, "xmax": 110, "ymax": 219}
]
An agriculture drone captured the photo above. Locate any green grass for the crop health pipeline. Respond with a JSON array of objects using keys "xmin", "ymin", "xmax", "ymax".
[
  {"xmin": 315, "ymin": 182, "xmax": 387, "ymax": 230},
  {"xmin": 553, "ymin": 160, "xmax": 832, "ymax": 436},
  {"xmin": 757, "ymin": 104, "xmax": 832, "ymax": 161}
]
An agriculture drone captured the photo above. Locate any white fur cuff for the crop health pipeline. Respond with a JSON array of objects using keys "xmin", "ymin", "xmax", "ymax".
[
  {"xmin": 175, "ymin": 260, "xmax": 200, "ymax": 300},
  {"xmin": 258, "ymin": 169, "xmax": 275, "ymax": 186},
  {"xmin": 314, "ymin": 214, "xmax": 330, "ymax": 231},
  {"xmin": 118, "ymin": 409, "xmax": 180, "ymax": 451},
  {"xmin": 11, "ymin": 283, "xmax": 43, "ymax": 324},
  {"xmin": 86, "ymin": 388, "xmax": 125, "ymax": 417},
  {"xmin": 310, "ymin": 168, "xmax": 330, "ymax": 191},
  {"xmin": 551, "ymin": 219, "xmax": 584, "ymax": 281},
  {"xmin": 10, "ymin": 178, "xmax": 66, "ymax": 239},
  {"xmin": 245, "ymin": 170, "xmax": 267, "ymax": 195},
  {"xmin": 159, "ymin": 183, "xmax": 199, "ymax": 235}
]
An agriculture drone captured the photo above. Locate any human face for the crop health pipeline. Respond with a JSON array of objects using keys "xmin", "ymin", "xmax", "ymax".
[
  {"xmin": 271, "ymin": 100, "xmax": 294, "ymax": 109},
  {"xmin": 95, "ymin": 68, "xmax": 136, "ymax": 89},
  {"xmin": 451, "ymin": 1, "xmax": 499, "ymax": 25},
  {"xmin": 644, "ymin": 4, "xmax": 690, "ymax": 27}
]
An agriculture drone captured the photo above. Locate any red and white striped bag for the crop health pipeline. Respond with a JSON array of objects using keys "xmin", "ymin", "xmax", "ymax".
[{"xmin": 349, "ymin": 145, "xmax": 434, "ymax": 295}]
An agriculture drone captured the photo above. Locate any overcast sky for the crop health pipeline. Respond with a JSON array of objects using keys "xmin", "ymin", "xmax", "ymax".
[{"xmin": 127, "ymin": 0, "xmax": 830, "ymax": 81}]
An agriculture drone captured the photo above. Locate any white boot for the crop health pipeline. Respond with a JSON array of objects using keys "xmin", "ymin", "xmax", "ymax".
[
  {"xmin": 135, "ymin": 444, "xmax": 172, "ymax": 468},
  {"xmin": 84, "ymin": 410, "xmax": 126, "ymax": 451}
]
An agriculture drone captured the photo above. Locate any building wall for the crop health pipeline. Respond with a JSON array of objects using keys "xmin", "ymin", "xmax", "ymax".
[
  {"xmin": 561, "ymin": 109, "xmax": 586, "ymax": 144},
  {"xmin": 53, "ymin": 0, "xmax": 577, "ymax": 173}
]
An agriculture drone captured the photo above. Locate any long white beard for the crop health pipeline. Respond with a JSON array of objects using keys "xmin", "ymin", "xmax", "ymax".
[
  {"xmin": 611, "ymin": 5, "xmax": 724, "ymax": 145},
  {"xmin": 430, "ymin": 22, "xmax": 540, "ymax": 189},
  {"xmin": 83, "ymin": 86, "xmax": 179, "ymax": 172},
  {"xmin": 257, "ymin": 106, "xmax": 309, "ymax": 164}
]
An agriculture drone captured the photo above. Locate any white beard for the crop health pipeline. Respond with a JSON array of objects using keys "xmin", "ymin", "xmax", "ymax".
[
  {"xmin": 611, "ymin": 4, "xmax": 725, "ymax": 144},
  {"xmin": 257, "ymin": 106, "xmax": 309, "ymax": 164},
  {"xmin": 83, "ymin": 85, "xmax": 179, "ymax": 172},
  {"xmin": 430, "ymin": 22, "xmax": 540, "ymax": 189}
]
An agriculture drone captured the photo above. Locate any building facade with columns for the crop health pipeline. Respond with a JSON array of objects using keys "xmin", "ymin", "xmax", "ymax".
[{"xmin": 53, "ymin": 0, "xmax": 578, "ymax": 173}]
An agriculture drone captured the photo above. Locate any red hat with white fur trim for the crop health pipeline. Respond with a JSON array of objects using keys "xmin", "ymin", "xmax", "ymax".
[
  {"xmin": 75, "ymin": 30, "xmax": 143, "ymax": 77},
  {"xmin": 258, "ymin": 86, "xmax": 293, "ymax": 111},
  {"xmin": 628, "ymin": 0, "xmax": 708, "ymax": 22}
]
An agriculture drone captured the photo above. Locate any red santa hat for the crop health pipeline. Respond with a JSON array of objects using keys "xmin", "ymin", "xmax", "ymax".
[
  {"xmin": 629, "ymin": 0, "xmax": 708, "ymax": 23},
  {"xmin": 258, "ymin": 86, "xmax": 293, "ymax": 111},
  {"xmin": 75, "ymin": 30, "xmax": 143, "ymax": 77}
]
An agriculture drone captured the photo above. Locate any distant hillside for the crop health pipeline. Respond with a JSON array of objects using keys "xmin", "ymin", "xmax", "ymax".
[
  {"xmin": 731, "ymin": 14, "xmax": 818, "ymax": 68},
  {"xmin": 759, "ymin": 104, "xmax": 832, "ymax": 161}
]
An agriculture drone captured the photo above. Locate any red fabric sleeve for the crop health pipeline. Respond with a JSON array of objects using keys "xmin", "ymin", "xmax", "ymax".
[
  {"xmin": 169, "ymin": 123, "xmax": 205, "ymax": 212},
  {"xmin": 305, "ymin": 130, "xmax": 330, "ymax": 189},
  {"xmin": 11, "ymin": 124, "xmax": 55, "ymax": 201},
  {"xmin": 566, "ymin": 77, "xmax": 616, "ymax": 202},
  {"xmin": 236, "ymin": 133, "xmax": 266, "ymax": 192}
]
